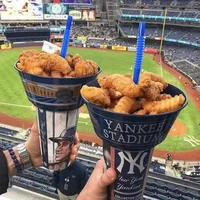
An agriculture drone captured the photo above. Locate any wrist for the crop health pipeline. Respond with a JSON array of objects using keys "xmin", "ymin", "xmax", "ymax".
[
  {"xmin": 4, "ymin": 147, "xmax": 22, "ymax": 177},
  {"xmin": 25, "ymin": 142, "xmax": 42, "ymax": 168},
  {"xmin": 17, "ymin": 143, "xmax": 32, "ymax": 170}
]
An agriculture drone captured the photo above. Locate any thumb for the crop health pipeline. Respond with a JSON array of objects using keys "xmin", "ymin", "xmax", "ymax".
[{"xmin": 98, "ymin": 167, "xmax": 117, "ymax": 189}]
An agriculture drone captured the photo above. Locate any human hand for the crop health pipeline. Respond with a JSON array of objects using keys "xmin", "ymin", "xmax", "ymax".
[
  {"xmin": 25, "ymin": 121, "xmax": 42, "ymax": 168},
  {"xmin": 77, "ymin": 159, "xmax": 117, "ymax": 200},
  {"xmin": 25, "ymin": 120, "xmax": 80, "ymax": 168},
  {"xmin": 70, "ymin": 132, "xmax": 80, "ymax": 163}
]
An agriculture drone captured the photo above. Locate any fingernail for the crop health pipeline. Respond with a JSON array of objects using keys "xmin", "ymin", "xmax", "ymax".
[{"xmin": 107, "ymin": 169, "xmax": 115, "ymax": 180}]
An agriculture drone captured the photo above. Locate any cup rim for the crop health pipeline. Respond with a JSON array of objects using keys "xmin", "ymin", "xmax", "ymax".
[
  {"xmin": 14, "ymin": 61, "xmax": 102, "ymax": 80},
  {"xmin": 83, "ymin": 84, "xmax": 188, "ymax": 117}
]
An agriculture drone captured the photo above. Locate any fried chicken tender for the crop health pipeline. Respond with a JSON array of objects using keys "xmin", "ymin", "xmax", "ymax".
[
  {"xmin": 51, "ymin": 70, "xmax": 62, "ymax": 78},
  {"xmin": 142, "ymin": 81, "xmax": 165, "ymax": 100},
  {"xmin": 80, "ymin": 85, "xmax": 111, "ymax": 108},
  {"xmin": 142, "ymin": 94, "xmax": 185, "ymax": 114},
  {"xmin": 20, "ymin": 53, "xmax": 50, "ymax": 75},
  {"xmin": 17, "ymin": 50, "xmax": 99, "ymax": 78},
  {"xmin": 23, "ymin": 57, "xmax": 44, "ymax": 75},
  {"xmin": 68, "ymin": 71, "xmax": 77, "ymax": 77},
  {"xmin": 140, "ymin": 72, "xmax": 168, "ymax": 89},
  {"xmin": 98, "ymin": 74, "xmax": 141, "ymax": 98},
  {"xmin": 19, "ymin": 50, "xmax": 41, "ymax": 65},
  {"xmin": 108, "ymin": 88, "xmax": 123, "ymax": 100},
  {"xmin": 41, "ymin": 71, "xmax": 50, "ymax": 77},
  {"xmin": 66, "ymin": 54, "xmax": 73, "ymax": 67},
  {"xmin": 133, "ymin": 109, "xmax": 147, "ymax": 115},
  {"xmin": 72, "ymin": 54, "xmax": 83, "ymax": 67},
  {"xmin": 113, "ymin": 97, "xmax": 140, "ymax": 114},
  {"xmin": 86, "ymin": 60, "xmax": 98, "ymax": 74},
  {"xmin": 138, "ymin": 72, "xmax": 168, "ymax": 100},
  {"xmin": 16, "ymin": 63, "xmax": 24, "ymax": 71},
  {"xmin": 49, "ymin": 54, "xmax": 72, "ymax": 75},
  {"xmin": 156, "ymin": 94, "xmax": 172, "ymax": 100},
  {"xmin": 109, "ymin": 100, "xmax": 119, "ymax": 109},
  {"xmin": 75, "ymin": 60, "xmax": 97, "ymax": 77},
  {"xmin": 19, "ymin": 50, "xmax": 47, "ymax": 75},
  {"xmin": 35, "ymin": 53, "xmax": 51, "ymax": 71}
]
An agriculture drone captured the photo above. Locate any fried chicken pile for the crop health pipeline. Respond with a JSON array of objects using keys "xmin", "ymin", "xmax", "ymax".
[
  {"xmin": 17, "ymin": 50, "xmax": 99, "ymax": 78},
  {"xmin": 80, "ymin": 72, "xmax": 185, "ymax": 115}
]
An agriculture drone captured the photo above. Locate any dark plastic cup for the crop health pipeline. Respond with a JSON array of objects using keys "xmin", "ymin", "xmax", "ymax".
[
  {"xmin": 83, "ymin": 80, "xmax": 188, "ymax": 200},
  {"xmin": 14, "ymin": 61, "xmax": 101, "ymax": 111},
  {"xmin": 14, "ymin": 62, "xmax": 101, "ymax": 170}
]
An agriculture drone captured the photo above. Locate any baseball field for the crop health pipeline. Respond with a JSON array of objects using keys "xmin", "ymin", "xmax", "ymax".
[{"xmin": 0, "ymin": 47, "xmax": 199, "ymax": 152}]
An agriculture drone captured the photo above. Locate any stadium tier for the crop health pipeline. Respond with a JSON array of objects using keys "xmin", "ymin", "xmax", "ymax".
[
  {"xmin": 4, "ymin": 27, "xmax": 50, "ymax": 42},
  {"xmin": 119, "ymin": 24, "xmax": 200, "ymax": 43},
  {"xmin": 120, "ymin": 8, "xmax": 200, "ymax": 20},
  {"xmin": 120, "ymin": 0, "xmax": 200, "ymax": 8},
  {"xmin": 62, "ymin": 0, "xmax": 92, "ymax": 3}
]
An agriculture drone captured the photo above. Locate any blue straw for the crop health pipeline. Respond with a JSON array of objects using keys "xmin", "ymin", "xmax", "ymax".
[
  {"xmin": 60, "ymin": 16, "xmax": 73, "ymax": 58},
  {"xmin": 133, "ymin": 22, "xmax": 146, "ymax": 84}
]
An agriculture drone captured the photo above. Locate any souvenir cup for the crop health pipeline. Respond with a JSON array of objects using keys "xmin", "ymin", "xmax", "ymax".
[
  {"xmin": 83, "ymin": 80, "xmax": 188, "ymax": 200},
  {"xmin": 14, "ymin": 62, "xmax": 101, "ymax": 170}
]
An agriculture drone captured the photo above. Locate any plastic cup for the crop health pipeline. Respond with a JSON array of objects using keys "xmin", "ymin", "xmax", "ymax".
[
  {"xmin": 14, "ymin": 62, "xmax": 101, "ymax": 170},
  {"xmin": 83, "ymin": 80, "xmax": 188, "ymax": 200}
]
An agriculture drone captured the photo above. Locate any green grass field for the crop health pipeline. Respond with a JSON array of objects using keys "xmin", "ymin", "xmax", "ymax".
[{"xmin": 0, "ymin": 47, "xmax": 199, "ymax": 151}]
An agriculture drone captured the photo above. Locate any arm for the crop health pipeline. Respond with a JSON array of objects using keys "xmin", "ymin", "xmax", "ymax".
[
  {"xmin": 0, "ymin": 121, "xmax": 41, "ymax": 195},
  {"xmin": 0, "ymin": 150, "xmax": 9, "ymax": 195},
  {"xmin": 3, "ymin": 147, "xmax": 23, "ymax": 177}
]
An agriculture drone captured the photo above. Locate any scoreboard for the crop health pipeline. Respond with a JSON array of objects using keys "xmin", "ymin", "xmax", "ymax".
[
  {"xmin": 62, "ymin": 0, "xmax": 92, "ymax": 3},
  {"xmin": 0, "ymin": 0, "xmax": 43, "ymax": 20},
  {"xmin": 0, "ymin": 1, "xmax": 95, "ymax": 21},
  {"xmin": 43, "ymin": 3, "xmax": 68, "ymax": 20}
]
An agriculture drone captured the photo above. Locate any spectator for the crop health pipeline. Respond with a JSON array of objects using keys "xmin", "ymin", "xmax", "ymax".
[{"xmin": 53, "ymin": 160, "xmax": 89, "ymax": 200}]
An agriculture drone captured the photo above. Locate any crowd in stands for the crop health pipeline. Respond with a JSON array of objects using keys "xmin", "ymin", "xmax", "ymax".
[
  {"xmin": 119, "ymin": 0, "xmax": 200, "ymax": 8},
  {"xmin": 70, "ymin": 24, "xmax": 117, "ymax": 38},
  {"xmin": 119, "ymin": 24, "xmax": 200, "ymax": 44},
  {"xmin": 121, "ymin": 8, "xmax": 200, "ymax": 19}
]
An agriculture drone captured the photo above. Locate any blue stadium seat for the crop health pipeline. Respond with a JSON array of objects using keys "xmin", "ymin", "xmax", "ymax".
[{"xmin": 157, "ymin": 194, "xmax": 170, "ymax": 200}]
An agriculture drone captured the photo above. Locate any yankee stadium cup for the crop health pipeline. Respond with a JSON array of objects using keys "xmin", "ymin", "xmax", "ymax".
[
  {"xmin": 14, "ymin": 62, "xmax": 101, "ymax": 170},
  {"xmin": 83, "ymin": 80, "xmax": 188, "ymax": 200}
]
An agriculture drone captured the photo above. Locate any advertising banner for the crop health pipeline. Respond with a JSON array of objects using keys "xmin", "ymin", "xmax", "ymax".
[
  {"xmin": 0, "ymin": 0, "xmax": 43, "ymax": 20},
  {"xmin": 112, "ymin": 46, "xmax": 127, "ymax": 51},
  {"xmin": 82, "ymin": 10, "xmax": 95, "ymax": 21},
  {"xmin": 68, "ymin": 3, "xmax": 95, "ymax": 10},
  {"xmin": 1, "ymin": 42, "xmax": 12, "ymax": 49},
  {"xmin": 68, "ymin": 9, "xmax": 82, "ymax": 20},
  {"xmin": 43, "ymin": 3, "xmax": 68, "ymax": 20},
  {"xmin": 144, "ymin": 48, "xmax": 158, "ymax": 54},
  {"xmin": 100, "ymin": 45, "xmax": 108, "ymax": 49},
  {"xmin": 127, "ymin": 35, "xmax": 137, "ymax": 38},
  {"xmin": 77, "ymin": 36, "xmax": 87, "ymax": 43},
  {"xmin": 127, "ymin": 46, "xmax": 136, "ymax": 51}
]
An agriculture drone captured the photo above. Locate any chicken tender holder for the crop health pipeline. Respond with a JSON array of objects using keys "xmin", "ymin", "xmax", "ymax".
[
  {"xmin": 82, "ymin": 80, "xmax": 188, "ymax": 200},
  {"xmin": 14, "ymin": 53, "xmax": 101, "ymax": 171},
  {"xmin": 14, "ymin": 61, "xmax": 101, "ymax": 111}
]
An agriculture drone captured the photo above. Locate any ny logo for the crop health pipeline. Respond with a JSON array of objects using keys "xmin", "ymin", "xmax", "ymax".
[{"xmin": 117, "ymin": 151, "xmax": 148, "ymax": 174}]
